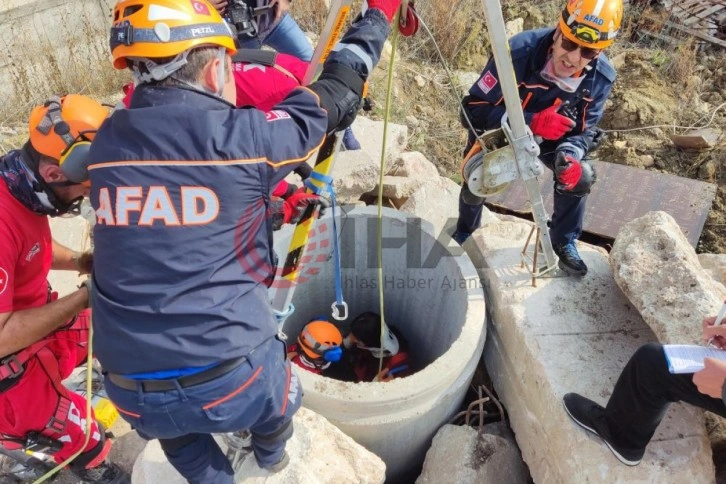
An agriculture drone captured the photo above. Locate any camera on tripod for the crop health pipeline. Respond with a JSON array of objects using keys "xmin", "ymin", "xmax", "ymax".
[{"xmin": 226, "ymin": 0, "xmax": 262, "ymax": 39}]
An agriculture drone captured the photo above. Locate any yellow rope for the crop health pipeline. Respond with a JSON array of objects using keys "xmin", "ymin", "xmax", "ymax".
[{"xmin": 376, "ymin": 10, "xmax": 401, "ymax": 376}]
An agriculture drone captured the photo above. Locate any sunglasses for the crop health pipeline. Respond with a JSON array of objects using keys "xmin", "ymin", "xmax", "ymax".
[{"xmin": 559, "ymin": 35, "xmax": 601, "ymax": 60}]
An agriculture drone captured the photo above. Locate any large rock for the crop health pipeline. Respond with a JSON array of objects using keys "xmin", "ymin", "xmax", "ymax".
[
  {"xmin": 332, "ymin": 149, "xmax": 380, "ymax": 203},
  {"xmin": 610, "ymin": 211, "xmax": 726, "ymax": 344},
  {"xmin": 372, "ymin": 175, "xmax": 423, "ymax": 200},
  {"xmin": 699, "ymin": 253, "xmax": 726, "ymax": 287},
  {"xmin": 472, "ymin": 208, "xmax": 714, "ymax": 483},
  {"xmin": 331, "ymin": 117, "xmax": 408, "ymax": 203},
  {"xmin": 400, "ymin": 176, "xmax": 461, "ymax": 236},
  {"xmin": 132, "ymin": 408, "xmax": 386, "ymax": 484},
  {"xmin": 387, "ymin": 151, "xmax": 439, "ymax": 179},
  {"xmin": 416, "ymin": 423, "xmax": 529, "ymax": 484}
]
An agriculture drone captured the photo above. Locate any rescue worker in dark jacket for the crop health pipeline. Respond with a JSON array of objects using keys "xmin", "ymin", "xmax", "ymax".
[
  {"xmin": 84, "ymin": 0, "xmax": 404, "ymax": 482},
  {"xmin": 454, "ymin": 0, "xmax": 623, "ymax": 277}
]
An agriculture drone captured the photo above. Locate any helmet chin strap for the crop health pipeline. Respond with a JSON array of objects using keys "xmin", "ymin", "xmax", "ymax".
[
  {"xmin": 38, "ymin": 180, "xmax": 84, "ymax": 217},
  {"xmin": 133, "ymin": 48, "xmax": 228, "ymax": 100}
]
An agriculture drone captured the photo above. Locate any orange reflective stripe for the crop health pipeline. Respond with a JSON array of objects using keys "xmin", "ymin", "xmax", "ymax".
[
  {"xmin": 521, "ymin": 92, "xmax": 534, "ymax": 110},
  {"xmin": 202, "ymin": 366, "xmax": 263, "ymax": 410},
  {"xmin": 115, "ymin": 405, "xmax": 141, "ymax": 419},
  {"xmin": 279, "ymin": 364, "xmax": 291, "ymax": 416}
]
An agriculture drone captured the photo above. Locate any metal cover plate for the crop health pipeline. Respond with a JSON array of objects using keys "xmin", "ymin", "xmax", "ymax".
[{"xmin": 486, "ymin": 160, "xmax": 717, "ymax": 247}]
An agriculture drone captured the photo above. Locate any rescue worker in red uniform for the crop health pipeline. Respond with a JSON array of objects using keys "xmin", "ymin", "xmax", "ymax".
[
  {"xmin": 88, "ymin": 0, "xmax": 403, "ymax": 482},
  {"xmin": 343, "ymin": 312, "xmax": 411, "ymax": 382},
  {"xmin": 287, "ymin": 320, "xmax": 344, "ymax": 376},
  {"xmin": 0, "ymin": 95, "xmax": 128, "ymax": 483}
]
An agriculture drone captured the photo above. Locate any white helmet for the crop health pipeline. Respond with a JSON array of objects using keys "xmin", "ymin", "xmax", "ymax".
[{"xmin": 345, "ymin": 311, "xmax": 400, "ymax": 358}]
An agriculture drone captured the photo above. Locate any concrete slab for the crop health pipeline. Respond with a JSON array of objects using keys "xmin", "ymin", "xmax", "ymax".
[
  {"xmin": 132, "ymin": 408, "xmax": 386, "ymax": 484},
  {"xmin": 472, "ymin": 214, "xmax": 715, "ymax": 483}
]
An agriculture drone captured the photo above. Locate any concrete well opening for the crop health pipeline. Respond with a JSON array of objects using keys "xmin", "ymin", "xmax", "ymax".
[{"xmin": 273, "ymin": 206, "xmax": 486, "ymax": 480}]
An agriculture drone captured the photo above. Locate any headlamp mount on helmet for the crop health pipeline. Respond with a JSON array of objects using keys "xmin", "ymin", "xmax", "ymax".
[
  {"xmin": 224, "ymin": 0, "xmax": 273, "ymax": 41},
  {"xmin": 226, "ymin": 0, "xmax": 259, "ymax": 39}
]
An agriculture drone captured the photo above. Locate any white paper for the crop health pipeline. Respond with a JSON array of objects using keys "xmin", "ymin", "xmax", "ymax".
[{"xmin": 663, "ymin": 344, "xmax": 726, "ymax": 374}]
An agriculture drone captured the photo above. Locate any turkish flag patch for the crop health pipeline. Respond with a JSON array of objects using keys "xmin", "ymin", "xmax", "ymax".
[
  {"xmin": 477, "ymin": 71, "xmax": 498, "ymax": 94},
  {"xmin": 0, "ymin": 267, "xmax": 8, "ymax": 295},
  {"xmin": 265, "ymin": 110, "xmax": 291, "ymax": 122},
  {"xmin": 191, "ymin": 0, "xmax": 211, "ymax": 15}
]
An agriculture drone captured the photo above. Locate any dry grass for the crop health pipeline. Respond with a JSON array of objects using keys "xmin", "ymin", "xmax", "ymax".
[
  {"xmin": 289, "ymin": 0, "xmax": 330, "ymax": 34},
  {"xmin": 0, "ymin": 2, "xmax": 128, "ymax": 124}
]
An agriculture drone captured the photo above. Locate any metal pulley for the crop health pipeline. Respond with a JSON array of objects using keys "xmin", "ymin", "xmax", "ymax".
[
  {"xmin": 398, "ymin": 1, "xmax": 419, "ymax": 37},
  {"xmin": 461, "ymin": 128, "xmax": 519, "ymax": 197}
]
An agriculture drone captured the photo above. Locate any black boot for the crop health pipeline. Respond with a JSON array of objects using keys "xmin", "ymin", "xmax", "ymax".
[
  {"xmin": 72, "ymin": 461, "xmax": 130, "ymax": 484},
  {"xmin": 563, "ymin": 393, "xmax": 644, "ymax": 466},
  {"xmin": 553, "ymin": 242, "xmax": 588, "ymax": 276}
]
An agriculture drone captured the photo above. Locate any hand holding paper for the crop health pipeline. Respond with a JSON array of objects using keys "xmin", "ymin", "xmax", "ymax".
[
  {"xmin": 704, "ymin": 302, "xmax": 726, "ymax": 348},
  {"xmin": 693, "ymin": 357, "xmax": 726, "ymax": 399}
]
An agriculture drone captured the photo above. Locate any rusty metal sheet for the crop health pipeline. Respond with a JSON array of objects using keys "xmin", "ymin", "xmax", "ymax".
[{"xmin": 485, "ymin": 161, "xmax": 718, "ymax": 247}]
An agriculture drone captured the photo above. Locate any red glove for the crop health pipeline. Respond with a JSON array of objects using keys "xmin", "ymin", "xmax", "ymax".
[
  {"xmin": 367, "ymin": 0, "xmax": 403, "ymax": 23},
  {"xmin": 554, "ymin": 152, "xmax": 582, "ymax": 191},
  {"xmin": 283, "ymin": 189, "xmax": 331, "ymax": 225},
  {"xmin": 530, "ymin": 105, "xmax": 575, "ymax": 140},
  {"xmin": 121, "ymin": 82, "xmax": 135, "ymax": 108}
]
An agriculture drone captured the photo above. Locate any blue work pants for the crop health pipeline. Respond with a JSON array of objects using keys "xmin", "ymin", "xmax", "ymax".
[
  {"xmin": 105, "ymin": 337, "xmax": 301, "ymax": 484},
  {"xmin": 237, "ymin": 14, "xmax": 314, "ymax": 61}
]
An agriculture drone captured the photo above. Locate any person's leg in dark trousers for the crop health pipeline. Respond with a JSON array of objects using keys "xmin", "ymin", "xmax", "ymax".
[
  {"xmin": 456, "ymin": 183, "xmax": 485, "ymax": 236},
  {"xmin": 454, "ymin": 135, "xmax": 485, "ymax": 242},
  {"xmin": 565, "ymin": 342, "xmax": 726, "ymax": 465},
  {"xmin": 159, "ymin": 434, "xmax": 233, "ymax": 484},
  {"xmin": 248, "ymin": 348, "xmax": 301, "ymax": 468},
  {"xmin": 605, "ymin": 343, "xmax": 726, "ymax": 451},
  {"xmin": 538, "ymin": 153, "xmax": 587, "ymax": 247},
  {"xmin": 549, "ymin": 189, "xmax": 587, "ymax": 247},
  {"xmin": 105, "ymin": 338, "xmax": 301, "ymax": 483}
]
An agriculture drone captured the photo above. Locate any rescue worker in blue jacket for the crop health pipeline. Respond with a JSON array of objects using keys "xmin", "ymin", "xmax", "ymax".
[
  {"xmin": 454, "ymin": 0, "xmax": 623, "ymax": 277},
  {"xmin": 81, "ymin": 0, "xmax": 403, "ymax": 482}
]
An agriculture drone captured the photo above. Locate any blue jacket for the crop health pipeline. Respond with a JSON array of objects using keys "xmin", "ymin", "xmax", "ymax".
[
  {"xmin": 88, "ymin": 9, "xmax": 391, "ymax": 374},
  {"xmin": 465, "ymin": 28, "xmax": 616, "ymax": 161}
]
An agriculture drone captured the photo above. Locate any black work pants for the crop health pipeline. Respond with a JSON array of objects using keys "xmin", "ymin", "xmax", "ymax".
[{"xmin": 604, "ymin": 342, "xmax": 726, "ymax": 452}]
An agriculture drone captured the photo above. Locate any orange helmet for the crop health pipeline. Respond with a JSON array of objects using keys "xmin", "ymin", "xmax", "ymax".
[
  {"xmin": 28, "ymin": 95, "xmax": 109, "ymax": 183},
  {"xmin": 297, "ymin": 321, "xmax": 343, "ymax": 361},
  {"xmin": 110, "ymin": 0, "xmax": 237, "ymax": 70},
  {"xmin": 559, "ymin": 0, "xmax": 623, "ymax": 50}
]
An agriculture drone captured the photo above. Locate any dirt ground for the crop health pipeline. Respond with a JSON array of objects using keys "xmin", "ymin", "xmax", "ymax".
[{"xmin": 366, "ymin": 37, "xmax": 725, "ymax": 254}]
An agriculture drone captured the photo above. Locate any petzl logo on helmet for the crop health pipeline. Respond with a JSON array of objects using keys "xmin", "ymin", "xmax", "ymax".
[
  {"xmin": 234, "ymin": 198, "xmax": 328, "ymax": 289},
  {"xmin": 191, "ymin": 0, "xmax": 211, "ymax": 15},
  {"xmin": 190, "ymin": 26, "xmax": 215, "ymax": 37}
]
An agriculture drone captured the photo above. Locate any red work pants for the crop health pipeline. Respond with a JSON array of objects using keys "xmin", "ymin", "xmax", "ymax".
[{"xmin": 0, "ymin": 311, "xmax": 106, "ymax": 465}]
